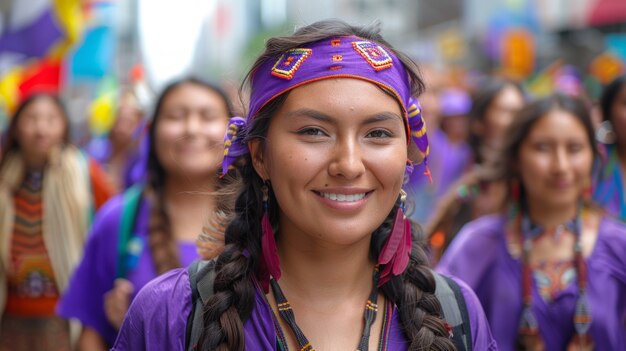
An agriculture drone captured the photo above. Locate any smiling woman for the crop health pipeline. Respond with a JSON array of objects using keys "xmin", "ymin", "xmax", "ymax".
[
  {"xmin": 251, "ymin": 78, "xmax": 407, "ymax": 246},
  {"xmin": 57, "ymin": 78, "xmax": 232, "ymax": 350},
  {"xmin": 0, "ymin": 94, "xmax": 114, "ymax": 351},
  {"xmin": 112, "ymin": 20, "xmax": 497, "ymax": 351},
  {"xmin": 438, "ymin": 93, "xmax": 626, "ymax": 350}
]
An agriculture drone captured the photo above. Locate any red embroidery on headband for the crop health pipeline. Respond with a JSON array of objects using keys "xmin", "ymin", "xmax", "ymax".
[
  {"xmin": 271, "ymin": 48, "xmax": 313, "ymax": 80},
  {"xmin": 332, "ymin": 55, "xmax": 343, "ymax": 62},
  {"xmin": 352, "ymin": 41, "xmax": 393, "ymax": 71},
  {"xmin": 331, "ymin": 39, "xmax": 341, "ymax": 46}
]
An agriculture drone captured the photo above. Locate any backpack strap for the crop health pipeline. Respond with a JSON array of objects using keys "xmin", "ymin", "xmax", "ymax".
[
  {"xmin": 434, "ymin": 272, "xmax": 473, "ymax": 351},
  {"xmin": 186, "ymin": 259, "xmax": 216, "ymax": 351},
  {"xmin": 116, "ymin": 184, "xmax": 144, "ymax": 278}
]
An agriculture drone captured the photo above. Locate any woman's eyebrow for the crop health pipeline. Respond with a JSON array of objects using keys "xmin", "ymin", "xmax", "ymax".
[
  {"xmin": 285, "ymin": 109, "xmax": 403, "ymax": 125},
  {"xmin": 284, "ymin": 108, "xmax": 333, "ymax": 123},
  {"xmin": 361, "ymin": 112, "xmax": 403, "ymax": 125}
]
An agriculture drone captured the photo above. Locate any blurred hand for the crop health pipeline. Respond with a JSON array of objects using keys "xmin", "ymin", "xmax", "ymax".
[{"xmin": 103, "ymin": 278, "xmax": 134, "ymax": 330}]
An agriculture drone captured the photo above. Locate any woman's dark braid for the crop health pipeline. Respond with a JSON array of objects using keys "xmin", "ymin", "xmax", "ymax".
[
  {"xmin": 146, "ymin": 186, "xmax": 181, "ymax": 275},
  {"xmin": 197, "ymin": 161, "xmax": 277, "ymax": 350},
  {"xmin": 375, "ymin": 205, "xmax": 457, "ymax": 351}
]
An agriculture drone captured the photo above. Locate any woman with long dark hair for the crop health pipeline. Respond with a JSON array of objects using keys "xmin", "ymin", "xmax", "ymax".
[
  {"xmin": 438, "ymin": 93, "xmax": 626, "ymax": 350},
  {"xmin": 58, "ymin": 78, "xmax": 232, "ymax": 350},
  {"xmin": 425, "ymin": 77, "xmax": 525, "ymax": 263},
  {"xmin": 112, "ymin": 20, "xmax": 495, "ymax": 351},
  {"xmin": 0, "ymin": 93, "xmax": 113, "ymax": 350}
]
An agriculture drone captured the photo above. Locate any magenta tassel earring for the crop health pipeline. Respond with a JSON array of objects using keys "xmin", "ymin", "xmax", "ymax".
[
  {"xmin": 259, "ymin": 183, "xmax": 281, "ymax": 293},
  {"xmin": 378, "ymin": 190, "xmax": 412, "ymax": 286}
]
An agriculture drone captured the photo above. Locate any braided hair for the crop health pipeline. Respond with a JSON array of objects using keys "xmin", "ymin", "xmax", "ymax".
[{"xmin": 198, "ymin": 20, "xmax": 456, "ymax": 350}]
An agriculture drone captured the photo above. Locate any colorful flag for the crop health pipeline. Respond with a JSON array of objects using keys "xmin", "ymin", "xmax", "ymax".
[
  {"xmin": 0, "ymin": 0, "xmax": 83, "ymax": 113},
  {"xmin": 69, "ymin": 0, "xmax": 115, "ymax": 81}
]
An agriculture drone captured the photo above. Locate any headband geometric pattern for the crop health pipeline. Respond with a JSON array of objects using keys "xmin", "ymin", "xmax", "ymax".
[{"xmin": 222, "ymin": 35, "xmax": 429, "ymax": 175}]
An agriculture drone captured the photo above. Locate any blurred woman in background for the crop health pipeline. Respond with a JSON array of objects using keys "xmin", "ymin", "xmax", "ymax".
[
  {"xmin": 86, "ymin": 90, "xmax": 146, "ymax": 193},
  {"xmin": 438, "ymin": 93, "xmax": 626, "ymax": 350},
  {"xmin": 426, "ymin": 77, "xmax": 525, "ymax": 263},
  {"xmin": 58, "ymin": 77, "xmax": 232, "ymax": 350},
  {"xmin": 0, "ymin": 93, "xmax": 113, "ymax": 350},
  {"xmin": 468, "ymin": 77, "xmax": 525, "ymax": 166},
  {"xmin": 593, "ymin": 74, "xmax": 626, "ymax": 221}
]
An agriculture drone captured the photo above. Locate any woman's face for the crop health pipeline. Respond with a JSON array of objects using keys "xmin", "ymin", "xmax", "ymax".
[
  {"xmin": 155, "ymin": 83, "xmax": 230, "ymax": 179},
  {"xmin": 251, "ymin": 78, "xmax": 407, "ymax": 247},
  {"xmin": 15, "ymin": 96, "xmax": 67, "ymax": 166},
  {"xmin": 610, "ymin": 83, "xmax": 626, "ymax": 144},
  {"xmin": 110, "ymin": 95, "xmax": 142, "ymax": 147},
  {"xmin": 483, "ymin": 85, "xmax": 525, "ymax": 147},
  {"xmin": 517, "ymin": 109, "xmax": 593, "ymax": 210}
]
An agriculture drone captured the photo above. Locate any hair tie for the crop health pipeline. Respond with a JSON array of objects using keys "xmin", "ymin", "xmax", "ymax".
[{"xmin": 222, "ymin": 117, "xmax": 248, "ymax": 175}]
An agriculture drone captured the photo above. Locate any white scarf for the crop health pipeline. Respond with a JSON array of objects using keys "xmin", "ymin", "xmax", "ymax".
[{"xmin": 0, "ymin": 146, "xmax": 92, "ymax": 316}]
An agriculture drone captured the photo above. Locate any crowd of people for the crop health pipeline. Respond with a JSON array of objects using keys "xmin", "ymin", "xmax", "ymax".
[{"xmin": 0, "ymin": 19, "xmax": 625, "ymax": 351}]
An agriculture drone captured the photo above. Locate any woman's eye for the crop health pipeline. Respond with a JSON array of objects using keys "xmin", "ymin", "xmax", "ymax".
[
  {"xmin": 163, "ymin": 109, "xmax": 186, "ymax": 120},
  {"xmin": 297, "ymin": 127, "xmax": 326, "ymax": 136},
  {"xmin": 366, "ymin": 129, "xmax": 392, "ymax": 138},
  {"xmin": 568, "ymin": 144, "xmax": 584, "ymax": 153},
  {"xmin": 166, "ymin": 113, "xmax": 183, "ymax": 121}
]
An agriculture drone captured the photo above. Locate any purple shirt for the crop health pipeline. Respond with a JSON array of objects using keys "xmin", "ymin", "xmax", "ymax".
[
  {"xmin": 112, "ymin": 266, "xmax": 496, "ymax": 350},
  {"xmin": 57, "ymin": 194, "xmax": 198, "ymax": 346},
  {"xmin": 437, "ymin": 214, "xmax": 626, "ymax": 351}
]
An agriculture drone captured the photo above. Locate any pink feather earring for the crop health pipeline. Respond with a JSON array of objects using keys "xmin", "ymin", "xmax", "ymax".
[
  {"xmin": 259, "ymin": 182, "xmax": 281, "ymax": 293},
  {"xmin": 378, "ymin": 189, "xmax": 412, "ymax": 286}
]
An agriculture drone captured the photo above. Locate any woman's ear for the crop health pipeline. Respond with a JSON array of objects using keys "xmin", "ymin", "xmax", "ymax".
[{"xmin": 248, "ymin": 139, "xmax": 269, "ymax": 180}]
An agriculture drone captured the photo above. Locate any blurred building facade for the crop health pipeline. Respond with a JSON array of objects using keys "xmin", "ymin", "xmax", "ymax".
[{"xmin": 1, "ymin": 0, "xmax": 625, "ymax": 139}]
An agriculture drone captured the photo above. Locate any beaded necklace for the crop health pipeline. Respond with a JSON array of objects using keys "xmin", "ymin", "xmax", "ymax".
[
  {"xmin": 516, "ymin": 205, "xmax": 593, "ymax": 349},
  {"xmin": 269, "ymin": 269, "xmax": 380, "ymax": 351}
]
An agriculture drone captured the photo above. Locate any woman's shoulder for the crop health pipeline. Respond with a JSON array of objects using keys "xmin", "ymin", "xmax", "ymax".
[
  {"xmin": 92, "ymin": 186, "xmax": 148, "ymax": 229},
  {"xmin": 590, "ymin": 216, "xmax": 626, "ymax": 282},
  {"xmin": 443, "ymin": 214, "xmax": 507, "ymax": 255},
  {"xmin": 89, "ymin": 193, "xmax": 127, "ymax": 234},
  {"xmin": 131, "ymin": 267, "xmax": 193, "ymax": 311},
  {"xmin": 598, "ymin": 215, "xmax": 626, "ymax": 239},
  {"xmin": 436, "ymin": 214, "xmax": 507, "ymax": 286},
  {"xmin": 112, "ymin": 267, "xmax": 193, "ymax": 350}
]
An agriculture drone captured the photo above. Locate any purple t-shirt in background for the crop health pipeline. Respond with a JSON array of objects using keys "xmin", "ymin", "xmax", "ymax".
[
  {"xmin": 437, "ymin": 214, "xmax": 626, "ymax": 351},
  {"xmin": 406, "ymin": 129, "xmax": 472, "ymax": 224},
  {"xmin": 112, "ymin": 267, "xmax": 497, "ymax": 350},
  {"xmin": 57, "ymin": 194, "xmax": 199, "ymax": 346}
]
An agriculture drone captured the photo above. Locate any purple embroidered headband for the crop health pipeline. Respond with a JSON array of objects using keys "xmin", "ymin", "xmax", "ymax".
[{"xmin": 222, "ymin": 35, "xmax": 429, "ymax": 175}]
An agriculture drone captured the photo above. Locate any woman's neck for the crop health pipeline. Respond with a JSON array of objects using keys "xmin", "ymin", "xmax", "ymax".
[
  {"xmin": 276, "ymin": 231, "xmax": 375, "ymax": 302},
  {"xmin": 22, "ymin": 154, "xmax": 47, "ymax": 171},
  {"xmin": 162, "ymin": 176, "xmax": 217, "ymax": 242},
  {"xmin": 526, "ymin": 199, "xmax": 578, "ymax": 228}
]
